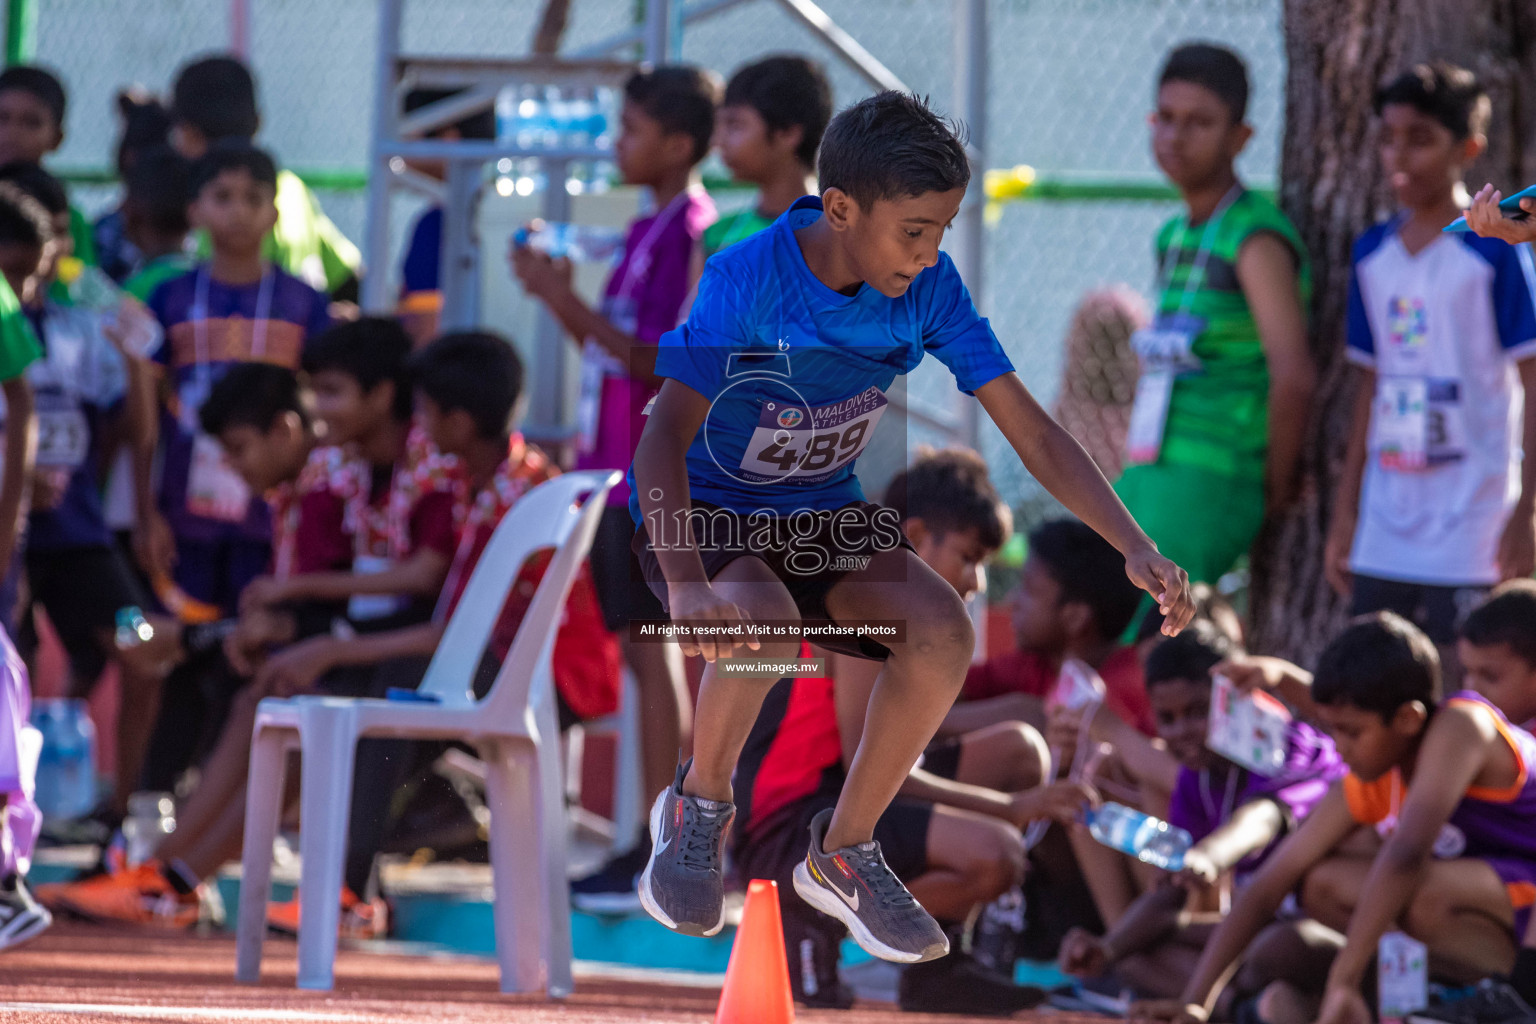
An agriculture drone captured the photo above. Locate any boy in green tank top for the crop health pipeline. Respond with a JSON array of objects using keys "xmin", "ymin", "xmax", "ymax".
[
  {"xmin": 1115, "ymin": 43, "xmax": 1314, "ymax": 585},
  {"xmin": 704, "ymin": 56, "xmax": 831, "ymax": 258}
]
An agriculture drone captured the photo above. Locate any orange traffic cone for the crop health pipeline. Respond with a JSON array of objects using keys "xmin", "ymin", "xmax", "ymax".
[{"xmin": 715, "ymin": 879, "xmax": 796, "ymax": 1024}]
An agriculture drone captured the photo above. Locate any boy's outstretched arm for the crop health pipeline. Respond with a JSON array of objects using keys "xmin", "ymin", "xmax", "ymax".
[
  {"xmin": 632, "ymin": 379, "xmax": 758, "ymax": 662},
  {"xmin": 1238, "ymin": 233, "xmax": 1315, "ymax": 515},
  {"xmin": 1315, "ymin": 705, "xmax": 1502, "ymax": 1024},
  {"xmin": 240, "ymin": 548, "xmax": 451, "ymax": 612},
  {"xmin": 1131, "ymin": 783, "xmax": 1358, "ymax": 1024},
  {"xmin": 975, "ymin": 373, "xmax": 1193, "ymax": 634}
]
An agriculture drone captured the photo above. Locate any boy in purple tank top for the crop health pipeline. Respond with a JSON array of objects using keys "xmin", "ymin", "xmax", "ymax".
[
  {"xmin": 1136, "ymin": 613, "xmax": 1536, "ymax": 1024},
  {"xmin": 510, "ymin": 65, "xmax": 719, "ymax": 904},
  {"xmin": 1437, "ymin": 581, "xmax": 1536, "ymax": 1019},
  {"xmin": 1061, "ymin": 622, "xmax": 1344, "ymax": 1002}
]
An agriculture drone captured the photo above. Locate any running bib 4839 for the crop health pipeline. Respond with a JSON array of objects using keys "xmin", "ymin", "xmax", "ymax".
[{"xmin": 737, "ymin": 386, "xmax": 887, "ymax": 484}]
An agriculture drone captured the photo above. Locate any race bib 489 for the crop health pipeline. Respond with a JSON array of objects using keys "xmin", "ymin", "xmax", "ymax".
[{"xmin": 737, "ymin": 386, "xmax": 888, "ymax": 484}]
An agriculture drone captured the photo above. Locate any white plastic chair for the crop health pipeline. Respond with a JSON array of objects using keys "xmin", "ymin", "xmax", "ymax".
[
  {"xmin": 565, "ymin": 667, "xmax": 644, "ymax": 856},
  {"xmin": 234, "ymin": 470, "xmax": 618, "ymax": 995}
]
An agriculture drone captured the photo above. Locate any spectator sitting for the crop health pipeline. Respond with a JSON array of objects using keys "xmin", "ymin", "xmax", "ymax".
[
  {"xmin": 950, "ymin": 518, "xmax": 1155, "ymax": 738},
  {"xmin": 0, "ymin": 65, "xmax": 97, "ymax": 268},
  {"xmin": 42, "ymin": 319, "xmax": 457, "ymax": 931},
  {"xmin": 169, "ymin": 54, "xmax": 362, "ymax": 298},
  {"xmin": 705, "ymin": 54, "xmax": 831, "ymax": 257},
  {"xmin": 1137, "ymin": 613, "xmax": 1536, "ymax": 1024},
  {"xmin": 93, "ymin": 88, "xmax": 173, "ymax": 284},
  {"xmin": 733, "ymin": 447, "xmax": 1093, "ymax": 1015},
  {"xmin": 1060, "ymin": 622, "xmax": 1344, "ymax": 1006}
]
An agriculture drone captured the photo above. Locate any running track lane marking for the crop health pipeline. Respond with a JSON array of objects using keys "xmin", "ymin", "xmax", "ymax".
[{"xmin": 0, "ymin": 1003, "xmax": 376, "ymax": 1022}]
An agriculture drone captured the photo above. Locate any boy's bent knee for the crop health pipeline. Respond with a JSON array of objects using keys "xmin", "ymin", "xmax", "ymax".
[{"xmin": 895, "ymin": 599, "xmax": 974, "ymax": 666}]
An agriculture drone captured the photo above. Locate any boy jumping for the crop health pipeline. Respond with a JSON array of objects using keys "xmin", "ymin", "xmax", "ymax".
[{"xmin": 630, "ymin": 91, "xmax": 1194, "ymax": 963}]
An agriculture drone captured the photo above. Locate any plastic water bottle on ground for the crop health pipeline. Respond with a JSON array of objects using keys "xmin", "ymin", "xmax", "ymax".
[
  {"xmin": 1085, "ymin": 802, "xmax": 1192, "ymax": 871},
  {"xmin": 30, "ymin": 698, "xmax": 98, "ymax": 821},
  {"xmin": 122, "ymin": 791, "xmax": 176, "ymax": 866},
  {"xmin": 513, "ymin": 221, "xmax": 625, "ymax": 263}
]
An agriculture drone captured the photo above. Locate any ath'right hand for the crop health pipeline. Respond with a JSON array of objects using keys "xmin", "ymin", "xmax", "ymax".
[
  {"xmin": 664, "ymin": 581, "xmax": 759, "ymax": 661},
  {"xmin": 1465, "ymin": 183, "xmax": 1536, "ymax": 245},
  {"xmin": 1058, "ymin": 926, "xmax": 1110, "ymax": 977}
]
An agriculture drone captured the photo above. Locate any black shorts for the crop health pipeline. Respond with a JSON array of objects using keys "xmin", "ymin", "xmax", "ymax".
[
  {"xmin": 588, "ymin": 504, "xmax": 667, "ymax": 633},
  {"xmin": 732, "ymin": 738, "xmax": 961, "ymax": 895},
  {"xmin": 22, "ymin": 544, "xmax": 149, "ymax": 688},
  {"xmin": 1351, "ymin": 574, "xmax": 1490, "ymax": 646},
  {"xmin": 632, "ymin": 499, "xmax": 915, "ymax": 660}
]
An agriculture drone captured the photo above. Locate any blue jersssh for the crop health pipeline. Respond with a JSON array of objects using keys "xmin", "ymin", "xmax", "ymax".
[{"xmin": 627, "ymin": 196, "xmax": 1014, "ymax": 520}]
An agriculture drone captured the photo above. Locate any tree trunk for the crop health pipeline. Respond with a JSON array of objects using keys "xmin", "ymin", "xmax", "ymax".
[{"xmin": 1249, "ymin": 0, "xmax": 1536, "ymax": 663}]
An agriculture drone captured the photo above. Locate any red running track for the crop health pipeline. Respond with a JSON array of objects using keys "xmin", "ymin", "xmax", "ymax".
[{"xmin": 0, "ymin": 922, "xmax": 1105, "ymax": 1022}]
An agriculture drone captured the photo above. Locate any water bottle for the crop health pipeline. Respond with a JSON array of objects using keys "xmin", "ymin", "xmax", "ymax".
[
  {"xmin": 30, "ymin": 697, "xmax": 98, "ymax": 821},
  {"xmin": 513, "ymin": 221, "xmax": 625, "ymax": 263},
  {"xmin": 1085, "ymin": 802, "xmax": 1192, "ymax": 871},
  {"xmin": 55, "ymin": 256, "xmax": 159, "ymax": 356},
  {"xmin": 121, "ymin": 791, "xmax": 176, "ymax": 866},
  {"xmin": 115, "ymin": 605, "xmax": 154, "ymax": 650}
]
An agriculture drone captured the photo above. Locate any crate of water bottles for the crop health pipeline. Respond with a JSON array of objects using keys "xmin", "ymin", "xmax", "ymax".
[{"xmin": 494, "ymin": 81, "xmax": 620, "ymax": 199}]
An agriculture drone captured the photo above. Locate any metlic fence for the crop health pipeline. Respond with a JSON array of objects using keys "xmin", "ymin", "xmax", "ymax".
[{"xmin": 18, "ymin": 0, "xmax": 1284, "ymax": 525}]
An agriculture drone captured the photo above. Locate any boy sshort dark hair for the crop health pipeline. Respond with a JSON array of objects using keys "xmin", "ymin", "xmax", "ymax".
[
  {"xmin": 1028, "ymin": 518, "xmax": 1146, "ymax": 640},
  {"xmin": 722, "ymin": 55, "xmax": 833, "ymax": 169},
  {"xmin": 817, "ymin": 91, "xmax": 970, "ymax": 209},
  {"xmin": 200, "ymin": 362, "xmax": 307, "ymax": 437},
  {"xmin": 1313, "ymin": 611, "xmax": 1441, "ymax": 718},
  {"xmin": 301, "ymin": 317, "xmax": 414, "ymax": 420},
  {"xmin": 0, "ymin": 161, "xmax": 67, "ymax": 217},
  {"xmin": 1374, "ymin": 60, "xmax": 1490, "ymax": 141},
  {"xmin": 623, "ymin": 65, "xmax": 722, "ymax": 165},
  {"xmin": 0, "ymin": 66, "xmax": 66, "ymax": 132},
  {"xmin": 124, "ymin": 146, "xmax": 192, "ymax": 238},
  {"xmin": 882, "ymin": 446, "xmax": 1011, "ymax": 548},
  {"xmin": 408, "ymin": 330, "xmax": 524, "ymax": 439},
  {"xmin": 1143, "ymin": 619, "xmax": 1234, "ymax": 688},
  {"xmin": 1461, "ymin": 579, "xmax": 1536, "ymax": 667},
  {"xmin": 190, "ymin": 141, "xmax": 278, "ymax": 196},
  {"xmin": 1158, "ymin": 42, "xmax": 1249, "ymax": 123},
  {"xmin": 172, "ymin": 55, "xmax": 259, "ymax": 141}
]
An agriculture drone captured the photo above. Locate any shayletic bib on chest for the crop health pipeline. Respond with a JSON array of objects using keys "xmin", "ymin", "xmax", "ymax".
[{"xmin": 735, "ymin": 385, "xmax": 888, "ymax": 484}]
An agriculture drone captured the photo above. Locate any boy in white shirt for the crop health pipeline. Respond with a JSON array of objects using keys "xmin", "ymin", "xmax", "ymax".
[{"xmin": 1326, "ymin": 61, "xmax": 1536, "ymax": 659}]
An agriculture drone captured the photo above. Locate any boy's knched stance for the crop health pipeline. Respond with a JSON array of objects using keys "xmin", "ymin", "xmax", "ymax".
[{"xmin": 629, "ymin": 91, "xmax": 1194, "ymax": 964}]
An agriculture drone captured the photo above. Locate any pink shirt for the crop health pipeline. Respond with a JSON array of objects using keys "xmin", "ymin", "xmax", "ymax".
[{"xmin": 576, "ymin": 186, "xmax": 716, "ymax": 506}]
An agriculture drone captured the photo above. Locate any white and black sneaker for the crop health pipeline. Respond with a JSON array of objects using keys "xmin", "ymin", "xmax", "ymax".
[
  {"xmin": 0, "ymin": 875, "xmax": 52, "ymax": 951},
  {"xmin": 792, "ymin": 807, "xmax": 948, "ymax": 964},
  {"xmin": 636, "ymin": 760, "xmax": 734, "ymax": 937}
]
